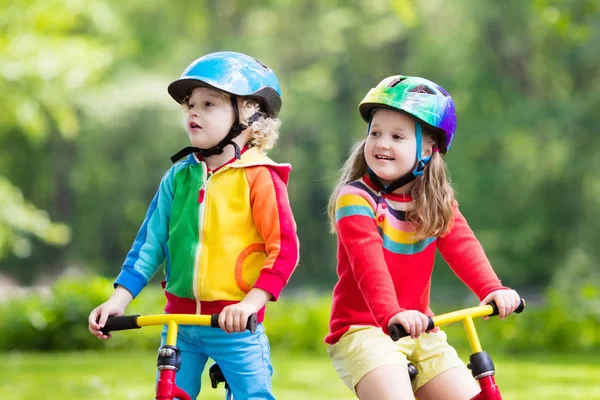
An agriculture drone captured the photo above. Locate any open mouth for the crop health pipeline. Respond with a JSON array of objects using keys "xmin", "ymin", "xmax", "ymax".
[
  {"xmin": 188, "ymin": 121, "xmax": 201, "ymax": 130},
  {"xmin": 375, "ymin": 155, "xmax": 395, "ymax": 160}
]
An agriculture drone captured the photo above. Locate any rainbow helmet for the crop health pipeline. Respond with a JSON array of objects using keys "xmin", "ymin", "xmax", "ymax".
[{"xmin": 358, "ymin": 75, "xmax": 456, "ymax": 153}]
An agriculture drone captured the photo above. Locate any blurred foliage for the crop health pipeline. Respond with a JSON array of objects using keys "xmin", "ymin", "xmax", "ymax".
[
  {"xmin": 1, "ymin": 0, "xmax": 600, "ymax": 295},
  {"xmin": 0, "ymin": 275, "xmax": 162, "ymax": 351},
  {"xmin": 0, "ymin": 177, "xmax": 70, "ymax": 258},
  {"xmin": 0, "ymin": 275, "xmax": 598, "ymax": 353}
]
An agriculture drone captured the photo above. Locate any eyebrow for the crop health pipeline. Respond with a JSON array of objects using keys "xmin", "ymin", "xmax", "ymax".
[
  {"xmin": 370, "ymin": 123, "xmax": 407, "ymax": 132},
  {"xmin": 190, "ymin": 90, "xmax": 222, "ymax": 102},
  {"xmin": 204, "ymin": 92, "xmax": 220, "ymax": 100}
]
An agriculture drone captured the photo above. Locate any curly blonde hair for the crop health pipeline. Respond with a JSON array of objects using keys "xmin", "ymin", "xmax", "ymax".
[
  {"xmin": 238, "ymin": 97, "xmax": 281, "ymax": 153},
  {"xmin": 328, "ymin": 128, "xmax": 455, "ymax": 240}
]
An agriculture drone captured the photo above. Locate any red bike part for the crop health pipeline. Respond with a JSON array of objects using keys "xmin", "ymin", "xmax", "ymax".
[
  {"xmin": 470, "ymin": 376, "xmax": 502, "ymax": 400},
  {"xmin": 156, "ymin": 369, "xmax": 191, "ymax": 400}
]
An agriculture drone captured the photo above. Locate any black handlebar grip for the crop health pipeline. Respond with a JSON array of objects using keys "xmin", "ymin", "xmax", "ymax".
[
  {"xmin": 100, "ymin": 315, "xmax": 140, "ymax": 335},
  {"xmin": 210, "ymin": 313, "xmax": 258, "ymax": 334},
  {"xmin": 489, "ymin": 298, "xmax": 526, "ymax": 316},
  {"xmin": 515, "ymin": 298, "xmax": 526, "ymax": 313},
  {"xmin": 389, "ymin": 317, "xmax": 435, "ymax": 342},
  {"xmin": 247, "ymin": 313, "xmax": 257, "ymax": 334}
]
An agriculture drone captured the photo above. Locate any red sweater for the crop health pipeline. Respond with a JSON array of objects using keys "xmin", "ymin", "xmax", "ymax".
[{"xmin": 325, "ymin": 176, "xmax": 507, "ymax": 344}]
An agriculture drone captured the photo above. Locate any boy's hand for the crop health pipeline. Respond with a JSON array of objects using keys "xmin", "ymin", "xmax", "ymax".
[
  {"xmin": 219, "ymin": 301, "xmax": 258, "ymax": 333},
  {"xmin": 88, "ymin": 286, "xmax": 133, "ymax": 340},
  {"xmin": 388, "ymin": 310, "xmax": 430, "ymax": 339},
  {"xmin": 218, "ymin": 288, "xmax": 271, "ymax": 333},
  {"xmin": 480, "ymin": 289, "xmax": 521, "ymax": 320}
]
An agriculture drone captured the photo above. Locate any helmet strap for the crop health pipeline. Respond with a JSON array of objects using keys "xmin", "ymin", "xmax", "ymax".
[{"xmin": 170, "ymin": 95, "xmax": 262, "ymax": 163}]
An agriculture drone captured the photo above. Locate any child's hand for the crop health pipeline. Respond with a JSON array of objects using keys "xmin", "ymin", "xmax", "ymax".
[
  {"xmin": 88, "ymin": 299, "xmax": 126, "ymax": 340},
  {"xmin": 388, "ymin": 310, "xmax": 430, "ymax": 339},
  {"xmin": 218, "ymin": 302, "xmax": 258, "ymax": 334},
  {"xmin": 88, "ymin": 286, "xmax": 133, "ymax": 340},
  {"xmin": 219, "ymin": 288, "xmax": 271, "ymax": 333},
  {"xmin": 480, "ymin": 289, "xmax": 521, "ymax": 320}
]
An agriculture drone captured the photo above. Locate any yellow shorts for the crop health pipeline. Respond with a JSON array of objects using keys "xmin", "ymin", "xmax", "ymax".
[{"xmin": 328, "ymin": 325, "xmax": 466, "ymax": 393}]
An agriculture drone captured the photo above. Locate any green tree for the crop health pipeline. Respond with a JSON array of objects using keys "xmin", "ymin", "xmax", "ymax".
[{"xmin": 2, "ymin": 0, "xmax": 599, "ymax": 295}]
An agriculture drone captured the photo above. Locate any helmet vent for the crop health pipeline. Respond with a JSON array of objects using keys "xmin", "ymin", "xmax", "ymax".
[
  {"xmin": 253, "ymin": 58, "xmax": 271, "ymax": 71},
  {"xmin": 388, "ymin": 77, "xmax": 407, "ymax": 87},
  {"xmin": 408, "ymin": 85, "xmax": 436, "ymax": 95}
]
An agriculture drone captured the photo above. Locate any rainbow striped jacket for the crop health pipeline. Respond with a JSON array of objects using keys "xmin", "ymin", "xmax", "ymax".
[
  {"xmin": 115, "ymin": 147, "xmax": 299, "ymax": 319},
  {"xmin": 325, "ymin": 175, "xmax": 506, "ymax": 344}
]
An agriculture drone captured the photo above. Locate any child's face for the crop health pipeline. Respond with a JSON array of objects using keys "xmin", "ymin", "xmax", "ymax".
[
  {"xmin": 365, "ymin": 109, "xmax": 432, "ymax": 187},
  {"xmin": 185, "ymin": 87, "xmax": 235, "ymax": 149}
]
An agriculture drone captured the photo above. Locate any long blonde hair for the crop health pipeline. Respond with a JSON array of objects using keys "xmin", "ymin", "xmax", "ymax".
[
  {"xmin": 328, "ymin": 129, "xmax": 455, "ymax": 240},
  {"xmin": 328, "ymin": 140, "xmax": 369, "ymax": 232}
]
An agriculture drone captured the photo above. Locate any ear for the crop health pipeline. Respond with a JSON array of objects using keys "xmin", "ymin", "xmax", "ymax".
[{"xmin": 421, "ymin": 139, "xmax": 434, "ymax": 158}]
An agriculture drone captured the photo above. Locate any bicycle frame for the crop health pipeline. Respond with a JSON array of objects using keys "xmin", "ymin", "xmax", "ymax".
[
  {"xmin": 389, "ymin": 300, "xmax": 525, "ymax": 400},
  {"xmin": 434, "ymin": 304, "xmax": 503, "ymax": 400},
  {"xmin": 101, "ymin": 313, "xmax": 256, "ymax": 400}
]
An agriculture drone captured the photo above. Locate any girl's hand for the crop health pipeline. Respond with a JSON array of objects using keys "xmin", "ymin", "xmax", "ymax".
[
  {"xmin": 480, "ymin": 289, "xmax": 521, "ymax": 320},
  {"xmin": 388, "ymin": 310, "xmax": 430, "ymax": 339},
  {"xmin": 219, "ymin": 302, "xmax": 258, "ymax": 333},
  {"xmin": 88, "ymin": 286, "xmax": 133, "ymax": 340}
]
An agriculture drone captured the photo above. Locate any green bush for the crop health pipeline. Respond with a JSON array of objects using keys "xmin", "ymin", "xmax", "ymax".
[
  {"xmin": 0, "ymin": 275, "xmax": 164, "ymax": 351},
  {"xmin": 425, "ymin": 288, "xmax": 600, "ymax": 355},
  {"xmin": 1, "ymin": 275, "xmax": 599, "ymax": 354},
  {"xmin": 264, "ymin": 292, "xmax": 332, "ymax": 354}
]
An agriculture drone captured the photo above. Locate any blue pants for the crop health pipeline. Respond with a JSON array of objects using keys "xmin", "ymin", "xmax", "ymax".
[{"xmin": 159, "ymin": 323, "xmax": 274, "ymax": 400}]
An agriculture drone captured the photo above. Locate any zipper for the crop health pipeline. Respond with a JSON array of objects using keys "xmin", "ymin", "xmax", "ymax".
[
  {"xmin": 198, "ymin": 178, "xmax": 208, "ymax": 203},
  {"xmin": 192, "ymin": 165, "xmax": 211, "ymax": 314}
]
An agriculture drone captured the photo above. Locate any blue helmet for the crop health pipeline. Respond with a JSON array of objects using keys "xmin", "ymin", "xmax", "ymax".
[{"xmin": 168, "ymin": 51, "xmax": 282, "ymax": 117}]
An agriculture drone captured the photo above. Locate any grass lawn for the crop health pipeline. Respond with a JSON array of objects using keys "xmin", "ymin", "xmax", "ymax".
[{"xmin": 1, "ymin": 351, "xmax": 599, "ymax": 399}]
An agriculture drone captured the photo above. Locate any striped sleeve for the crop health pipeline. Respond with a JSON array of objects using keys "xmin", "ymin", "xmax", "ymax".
[
  {"xmin": 246, "ymin": 166, "xmax": 299, "ymax": 300},
  {"xmin": 114, "ymin": 167, "xmax": 176, "ymax": 298},
  {"xmin": 437, "ymin": 201, "xmax": 508, "ymax": 300},
  {"xmin": 335, "ymin": 185, "xmax": 403, "ymax": 333}
]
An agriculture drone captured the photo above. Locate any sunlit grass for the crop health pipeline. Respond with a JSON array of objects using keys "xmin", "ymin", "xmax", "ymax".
[{"xmin": 0, "ymin": 351, "xmax": 599, "ymax": 399}]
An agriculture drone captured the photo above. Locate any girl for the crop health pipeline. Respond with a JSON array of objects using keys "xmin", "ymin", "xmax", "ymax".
[{"xmin": 325, "ymin": 75, "xmax": 520, "ymax": 400}]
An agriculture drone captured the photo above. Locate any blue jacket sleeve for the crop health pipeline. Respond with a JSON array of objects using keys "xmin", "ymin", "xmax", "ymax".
[{"xmin": 114, "ymin": 169, "xmax": 174, "ymax": 297}]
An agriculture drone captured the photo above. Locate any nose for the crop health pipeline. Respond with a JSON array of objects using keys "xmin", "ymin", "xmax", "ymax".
[
  {"xmin": 375, "ymin": 136, "xmax": 391, "ymax": 149},
  {"xmin": 188, "ymin": 105, "xmax": 199, "ymax": 118}
]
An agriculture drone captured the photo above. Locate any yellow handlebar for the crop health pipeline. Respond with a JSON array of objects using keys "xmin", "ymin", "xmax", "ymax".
[
  {"xmin": 389, "ymin": 299, "xmax": 526, "ymax": 344},
  {"xmin": 136, "ymin": 314, "xmax": 215, "ymax": 327},
  {"xmin": 432, "ymin": 304, "xmax": 494, "ymax": 327},
  {"xmin": 432, "ymin": 298, "xmax": 526, "ymax": 328},
  {"xmin": 101, "ymin": 313, "xmax": 258, "ymax": 336}
]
